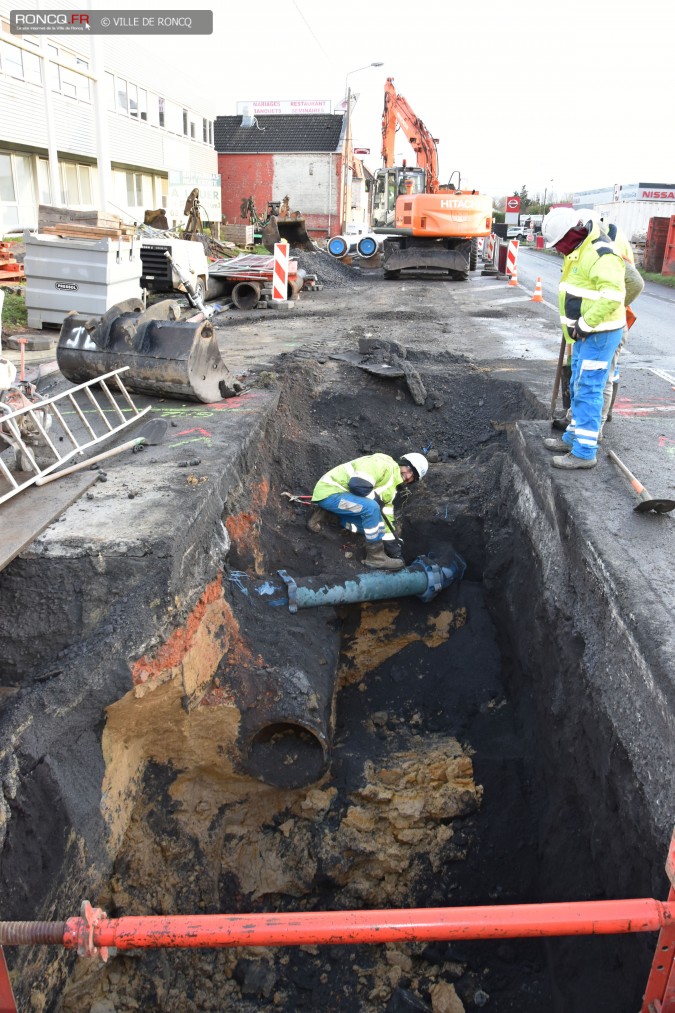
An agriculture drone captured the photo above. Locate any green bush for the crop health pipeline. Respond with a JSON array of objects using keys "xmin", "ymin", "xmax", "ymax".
[
  {"xmin": 638, "ymin": 269, "xmax": 675, "ymax": 289},
  {"xmin": 1, "ymin": 291, "xmax": 27, "ymax": 333}
]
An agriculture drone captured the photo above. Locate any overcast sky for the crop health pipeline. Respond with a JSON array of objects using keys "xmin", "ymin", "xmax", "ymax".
[{"xmin": 92, "ymin": 0, "xmax": 673, "ymax": 203}]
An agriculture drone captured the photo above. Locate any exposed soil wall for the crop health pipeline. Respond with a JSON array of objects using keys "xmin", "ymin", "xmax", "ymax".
[{"xmin": 0, "ymin": 351, "xmax": 667, "ymax": 1012}]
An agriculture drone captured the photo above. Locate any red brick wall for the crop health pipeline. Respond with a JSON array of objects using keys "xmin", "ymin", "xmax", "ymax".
[
  {"xmin": 218, "ymin": 153, "xmax": 343, "ymax": 239},
  {"xmin": 218, "ymin": 153, "xmax": 275, "ymax": 227}
]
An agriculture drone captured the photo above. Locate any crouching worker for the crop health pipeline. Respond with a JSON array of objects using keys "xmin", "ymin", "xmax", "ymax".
[{"xmin": 307, "ymin": 452, "xmax": 428, "ymax": 571}]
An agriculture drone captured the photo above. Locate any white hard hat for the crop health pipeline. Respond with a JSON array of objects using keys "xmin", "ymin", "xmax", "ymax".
[
  {"xmin": 401, "ymin": 452, "xmax": 428, "ymax": 480},
  {"xmin": 542, "ymin": 207, "xmax": 584, "ymax": 248}
]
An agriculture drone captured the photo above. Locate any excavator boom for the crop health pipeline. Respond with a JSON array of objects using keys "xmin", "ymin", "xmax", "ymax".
[{"xmin": 381, "ymin": 78, "xmax": 439, "ymax": 192}]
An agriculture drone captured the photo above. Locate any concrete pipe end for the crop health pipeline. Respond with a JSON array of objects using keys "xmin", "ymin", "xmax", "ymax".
[{"xmin": 246, "ymin": 722, "xmax": 329, "ymax": 789}]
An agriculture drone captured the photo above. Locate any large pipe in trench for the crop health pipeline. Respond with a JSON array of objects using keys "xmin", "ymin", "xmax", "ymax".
[
  {"xmin": 1, "ymin": 898, "xmax": 673, "ymax": 954},
  {"xmin": 232, "ymin": 554, "xmax": 465, "ymax": 788},
  {"xmin": 276, "ymin": 553, "xmax": 466, "ymax": 612}
]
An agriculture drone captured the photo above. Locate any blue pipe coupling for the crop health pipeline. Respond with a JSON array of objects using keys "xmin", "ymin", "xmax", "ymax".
[{"xmin": 277, "ymin": 553, "xmax": 466, "ymax": 613}]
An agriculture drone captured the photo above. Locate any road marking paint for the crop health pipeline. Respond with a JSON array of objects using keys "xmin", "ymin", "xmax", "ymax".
[{"xmin": 648, "ymin": 367, "xmax": 675, "ymax": 385}]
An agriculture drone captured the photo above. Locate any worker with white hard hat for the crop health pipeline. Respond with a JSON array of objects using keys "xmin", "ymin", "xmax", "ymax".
[
  {"xmin": 551, "ymin": 210, "xmax": 644, "ymax": 439},
  {"xmin": 541, "ymin": 208, "xmax": 626, "ymax": 470},
  {"xmin": 307, "ymin": 451, "xmax": 428, "ymax": 570}
]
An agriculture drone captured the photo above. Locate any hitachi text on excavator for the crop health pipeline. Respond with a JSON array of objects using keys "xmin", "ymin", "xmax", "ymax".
[{"xmin": 373, "ymin": 77, "xmax": 492, "ymax": 279}]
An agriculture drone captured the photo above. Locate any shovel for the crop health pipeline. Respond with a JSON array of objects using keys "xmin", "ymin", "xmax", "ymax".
[
  {"xmin": 35, "ymin": 418, "xmax": 168, "ymax": 487},
  {"xmin": 606, "ymin": 449, "xmax": 675, "ymax": 514}
]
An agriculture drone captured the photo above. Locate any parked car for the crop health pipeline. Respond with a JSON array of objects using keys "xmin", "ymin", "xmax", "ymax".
[{"xmin": 506, "ymin": 226, "xmax": 526, "ymax": 241}]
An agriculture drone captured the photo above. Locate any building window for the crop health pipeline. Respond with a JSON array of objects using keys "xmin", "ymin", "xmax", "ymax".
[
  {"xmin": 139, "ymin": 88, "xmax": 147, "ymax": 121},
  {"xmin": 190, "ymin": 120, "xmax": 195, "ymax": 140},
  {"xmin": 128, "ymin": 82, "xmax": 138, "ymax": 118},
  {"xmin": 0, "ymin": 40, "xmax": 23, "ymax": 79},
  {"xmin": 208, "ymin": 121, "xmax": 213, "ymax": 146},
  {"xmin": 105, "ymin": 71, "xmax": 116, "ymax": 110},
  {"xmin": 37, "ymin": 158, "xmax": 52, "ymax": 204},
  {"xmin": 61, "ymin": 67, "xmax": 77, "ymax": 99},
  {"xmin": 116, "ymin": 77, "xmax": 128, "ymax": 114},
  {"xmin": 126, "ymin": 172, "xmax": 143, "ymax": 207},
  {"xmin": 203, "ymin": 118, "xmax": 208, "ymax": 143},
  {"xmin": 158, "ymin": 96, "xmax": 165, "ymax": 127},
  {"xmin": 0, "ymin": 153, "xmax": 15, "ymax": 202},
  {"xmin": 61, "ymin": 163, "xmax": 93, "ymax": 206},
  {"xmin": 76, "ymin": 58, "xmax": 89, "ymax": 101},
  {"xmin": 23, "ymin": 48, "xmax": 41, "ymax": 86},
  {"xmin": 47, "ymin": 43, "xmax": 60, "ymax": 91},
  {"xmin": 182, "ymin": 109, "xmax": 188, "ymax": 136}
]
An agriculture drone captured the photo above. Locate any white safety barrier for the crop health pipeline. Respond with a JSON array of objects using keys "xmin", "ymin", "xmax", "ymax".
[
  {"xmin": 273, "ymin": 241, "xmax": 289, "ymax": 302},
  {"xmin": 506, "ymin": 240, "xmax": 519, "ymax": 276}
]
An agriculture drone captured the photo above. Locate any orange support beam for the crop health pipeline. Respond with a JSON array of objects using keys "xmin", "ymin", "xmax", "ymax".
[{"xmin": 54, "ymin": 899, "xmax": 675, "ymax": 955}]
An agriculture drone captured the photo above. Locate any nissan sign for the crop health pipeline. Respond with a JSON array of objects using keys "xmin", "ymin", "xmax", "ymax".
[{"xmin": 506, "ymin": 197, "xmax": 521, "ymax": 211}]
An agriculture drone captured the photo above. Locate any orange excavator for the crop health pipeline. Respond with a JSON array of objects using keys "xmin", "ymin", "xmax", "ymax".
[{"xmin": 373, "ymin": 78, "xmax": 492, "ymax": 279}]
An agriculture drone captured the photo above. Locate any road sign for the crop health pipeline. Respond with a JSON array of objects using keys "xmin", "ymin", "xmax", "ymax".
[{"xmin": 527, "ymin": 232, "xmax": 534, "ymax": 242}]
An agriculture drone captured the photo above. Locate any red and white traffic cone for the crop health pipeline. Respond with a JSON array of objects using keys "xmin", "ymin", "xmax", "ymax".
[
  {"xmin": 531, "ymin": 276, "xmax": 543, "ymax": 302},
  {"xmin": 508, "ymin": 268, "xmax": 519, "ymax": 287}
]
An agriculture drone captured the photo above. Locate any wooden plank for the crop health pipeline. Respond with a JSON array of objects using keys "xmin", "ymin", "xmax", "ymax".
[{"xmin": 0, "ymin": 469, "xmax": 99, "ymax": 574}]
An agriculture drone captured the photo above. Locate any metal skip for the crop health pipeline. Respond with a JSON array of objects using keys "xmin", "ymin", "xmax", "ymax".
[{"xmin": 56, "ymin": 298, "xmax": 234, "ymax": 403}]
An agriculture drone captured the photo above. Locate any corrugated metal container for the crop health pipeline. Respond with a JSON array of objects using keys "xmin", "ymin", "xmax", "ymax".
[
  {"xmin": 643, "ymin": 217, "xmax": 670, "ymax": 272},
  {"xmin": 662, "ymin": 217, "xmax": 675, "ymax": 276},
  {"xmin": 595, "ymin": 201, "xmax": 675, "ymax": 242},
  {"xmin": 24, "ymin": 232, "xmax": 143, "ymax": 329}
]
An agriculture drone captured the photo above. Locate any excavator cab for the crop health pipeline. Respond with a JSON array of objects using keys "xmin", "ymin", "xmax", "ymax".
[{"xmin": 372, "ymin": 167, "xmax": 425, "ymax": 229}]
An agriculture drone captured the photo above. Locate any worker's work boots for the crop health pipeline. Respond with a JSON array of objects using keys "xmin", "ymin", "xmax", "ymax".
[
  {"xmin": 543, "ymin": 437, "xmax": 570, "ymax": 452},
  {"xmin": 364, "ymin": 542, "xmax": 405, "ymax": 570},
  {"xmin": 306, "ymin": 507, "xmax": 331, "ymax": 533},
  {"xmin": 551, "ymin": 454, "xmax": 597, "ymax": 470}
]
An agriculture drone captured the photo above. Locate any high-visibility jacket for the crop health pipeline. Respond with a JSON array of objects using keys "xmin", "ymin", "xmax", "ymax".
[
  {"xmin": 312, "ymin": 453, "xmax": 402, "ymax": 532},
  {"xmin": 559, "ymin": 223, "xmax": 626, "ymax": 344}
]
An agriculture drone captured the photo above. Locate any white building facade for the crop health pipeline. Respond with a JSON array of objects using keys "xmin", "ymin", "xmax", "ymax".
[{"xmin": 0, "ymin": 0, "xmax": 218, "ymax": 231}]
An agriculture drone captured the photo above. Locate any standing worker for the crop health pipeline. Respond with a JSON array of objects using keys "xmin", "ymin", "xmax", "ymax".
[
  {"xmin": 306, "ymin": 452, "xmax": 428, "ymax": 570},
  {"xmin": 583, "ymin": 211, "xmax": 644, "ymax": 431},
  {"xmin": 542, "ymin": 208, "xmax": 626, "ymax": 470}
]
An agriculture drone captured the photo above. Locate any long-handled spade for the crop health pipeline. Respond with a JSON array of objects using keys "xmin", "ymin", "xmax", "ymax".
[
  {"xmin": 606, "ymin": 449, "xmax": 675, "ymax": 514},
  {"xmin": 35, "ymin": 417, "xmax": 168, "ymax": 486}
]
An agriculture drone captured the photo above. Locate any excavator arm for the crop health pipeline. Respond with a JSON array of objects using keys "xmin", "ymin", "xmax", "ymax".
[{"xmin": 381, "ymin": 77, "xmax": 440, "ymax": 192}]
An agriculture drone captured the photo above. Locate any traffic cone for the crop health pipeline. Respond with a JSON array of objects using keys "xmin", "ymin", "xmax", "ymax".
[
  {"xmin": 531, "ymin": 276, "xmax": 543, "ymax": 302},
  {"xmin": 508, "ymin": 268, "xmax": 519, "ymax": 287}
]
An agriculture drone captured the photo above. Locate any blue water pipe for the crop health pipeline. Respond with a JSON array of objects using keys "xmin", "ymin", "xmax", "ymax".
[{"xmin": 275, "ymin": 553, "xmax": 466, "ymax": 613}]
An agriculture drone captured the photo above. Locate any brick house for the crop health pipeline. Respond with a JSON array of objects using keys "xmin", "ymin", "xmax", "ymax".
[{"xmin": 214, "ymin": 113, "xmax": 347, "ymax": 240}]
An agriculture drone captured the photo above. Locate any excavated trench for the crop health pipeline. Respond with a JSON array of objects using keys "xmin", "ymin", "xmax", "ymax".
[{"xmin": 2, "ymin": 354, "xmax": 660, "ymax": 1013}]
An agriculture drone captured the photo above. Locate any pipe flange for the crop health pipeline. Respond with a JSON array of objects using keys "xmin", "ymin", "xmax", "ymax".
[
  {"xmin": 277, "ymin": 569, "xmax": 298, "ymax": 613},
  {"xmin": 412, "ymin": 555, "xmax": 444, "ymax": 602}
]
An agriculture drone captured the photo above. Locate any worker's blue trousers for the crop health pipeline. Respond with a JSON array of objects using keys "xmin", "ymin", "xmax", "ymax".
[
  {"xmin": 315, "ymin": 493, "xmax": 385, "ymax": 542},
  {"xmin": 562, "ymin": 328, "xmax": 624, "ymax": 460}
]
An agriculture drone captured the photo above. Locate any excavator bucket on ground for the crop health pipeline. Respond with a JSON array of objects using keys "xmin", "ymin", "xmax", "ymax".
[
  {"xmin": 56, "ymin": 298, "xmax": 235, "ymax": 403},
  {"xmin": 261, "ymin": 215, "xmax": 315, "ymax": 252}
]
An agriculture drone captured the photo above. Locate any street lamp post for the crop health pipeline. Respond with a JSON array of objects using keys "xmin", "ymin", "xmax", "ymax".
[
  {"xmin": 341, "ymin": 62, "xmax": 383, "ymax": 234},
  {"xmin": 543, "ymin": 178, "xmax": 554, "ymax": 216}
]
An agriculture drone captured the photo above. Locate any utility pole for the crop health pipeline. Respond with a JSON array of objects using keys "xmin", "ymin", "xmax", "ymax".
[{"xmin": 341, "ymin": 86, "xmax": 352, "ymax": 235}]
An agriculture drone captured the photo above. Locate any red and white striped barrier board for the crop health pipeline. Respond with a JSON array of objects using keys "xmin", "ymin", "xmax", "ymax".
[
  {"xmin": 506, "ymin": 240, "xmax": 519, "ymax": 276},
  {"xmin": 273, "ymin": 241, "xmax": 289, "ymax": 302},
  {"xmin": 486, "ymin": 235, "xmax": 495, "ymax": 262}
]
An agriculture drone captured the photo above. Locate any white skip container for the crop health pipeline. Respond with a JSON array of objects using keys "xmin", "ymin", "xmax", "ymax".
[{"xmin": 24, "ymin": 231, "xmax": 144, "ymax": 329}]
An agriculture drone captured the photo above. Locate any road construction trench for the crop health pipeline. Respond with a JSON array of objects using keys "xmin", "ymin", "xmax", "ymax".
[{"xmin": 4, "ymin": 357, "xmax": 655, "ymax": 1013}]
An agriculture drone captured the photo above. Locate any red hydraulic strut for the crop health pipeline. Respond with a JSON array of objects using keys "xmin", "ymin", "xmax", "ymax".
[
  {"xmin": 0, "ymin": 898, "xmax": 672, "ymax": 959},
  {"xmin": 1, "ymin": 832, "xmax": 674, "ymax": 1012}
]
